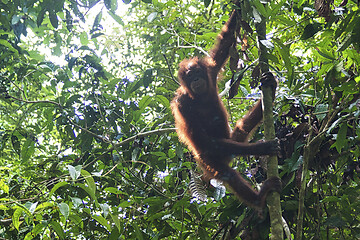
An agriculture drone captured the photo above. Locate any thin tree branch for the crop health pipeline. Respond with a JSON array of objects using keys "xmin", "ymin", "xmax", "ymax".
[
  {"xmin": 163, "ymin": 53, "xmax": 179, "ymax": 85},
  {"xmin": 256, "ymin": 9, "xmax": 283, "ymax": 240}
]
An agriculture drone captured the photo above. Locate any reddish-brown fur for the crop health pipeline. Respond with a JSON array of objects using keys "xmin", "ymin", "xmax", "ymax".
[{"xmin": 171, "ymin": 10, "xmax": 280, "ymax": 209}]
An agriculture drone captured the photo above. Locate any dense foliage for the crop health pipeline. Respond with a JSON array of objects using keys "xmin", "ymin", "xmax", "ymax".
[{"xmin": 0, "ymin": 0, "xmax": 359, "ymax": 239}]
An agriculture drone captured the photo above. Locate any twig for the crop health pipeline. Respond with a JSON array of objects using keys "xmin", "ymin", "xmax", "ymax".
[
  {"xmin": 163, "ymin": 53, "xmax": 179, "ymax": 85},
  {"xmin": 7, "ymin": 95, "xmax": 62, "ymax": 108}
]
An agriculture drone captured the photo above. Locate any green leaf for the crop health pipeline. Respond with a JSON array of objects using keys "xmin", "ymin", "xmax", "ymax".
[
  {"xmin": 203, "ymin": 0, "xmax": 211, "ymax": 7},
  {"xmin": 252, "ymin": 0, "xmax": 267, "ymax": 18},
  {"xmin": 65, "ymin": 9, "xmax": 73, "ymax": 31},
  {"xmin": 151, "ymin": 151, "xmax": 166, "ymax": 157},
  {"xmin": 75, "ymin": 183, "xmax": 98, "ymax": 203},
  {"xmin": 11, "ymin": 135, "xmax": 21, "ymax": 156},
  {"xmin": 24, "ymin": 223, "xmax": 44, "ymax": 240},
  {"xmin": 58, "ymin": 202, "xmax": 70, "ymax": 220},
  {"xmin": 92, "ymin": 214, "xmax": 111, "ymax": 231},
  {"xmin": 355, "ymin": 76, "xmax": 360, "ymax": 83},
  {"xmin": 91, "ymin": 32, "xmax": 104, "ymax": 39},
  {"xmin": 49, "ymin": 10, "xmax": 59, "ymax": 28},
  {"xmin": 133, "ymin": 222, "xmax": 144, "ymax": 240},
  {"xmin": 81, "ymin": 169, "xmax": 96, "ymax": 195},
  {"xmin": 104, "ymin": 187, "xmax": 123, "ymax": 194},
  {"xmin": 93, "ymin": 11, "xmax": 102, "ymax": 28},
  {"xmin": 126, "ymin": 79, "xmax": 142, "ymax": 97},
  {"xmin": 139, "ymin": 95, "xmax": 152, "ymax": 110},
  {"xmin": 108, "ymin": 11, "xmax": 124, "ymax": 26},
  {"xmin": 147, "ymin": 12, "xmax": 157, "ymax": 22},
  {"xmin": 142, "ymin": 68, "xmax": 153, "ymax": 87},
  {"xmin": 29, "ymin": 202, "xmax": 38, "ymax": 214},
  {"xmin": 13, "ymin": 203, "xmax": 33, "ymax": 217},
  {"xmin": 35, "ymin": 202, "xmax": 54, "ymax": 212},
  {"xmin": 333, "ymin": 123, "xmax": 348, "ymax": 153},
  {"xmin": 334, "ymin": 11, "xmax": 356, "ymax": 39},
  {"xmin": 50, "ymin": 220, "xmax": 65, "ymax": 239},
  {"xmin": 315, "ymin": 47, "xmax": 335, "ymax": 60},
  {"xmin": 132, "ymin": 147, "xmax": 139, "ymax": 161},
  {"xmin": 21, "ymin": 138, "xmax": 35, "ymax": 163},
  {"xmin": 68, "ymin": 165, "xmax": 82, "ymax": 180},
  {"xmin": 314, "ymin": 104, "xmax": 328, "ymax": 121},
  {"xmin": 105, "ymin": 0, "xmax": 118, "ymax": 10},
  {"xmin": 99, "ymin": 203, "xmax": 110, "ymax": 217},
  {"xmin": 337, "ymin": 34, "xmax": 352, "ymax": 52},
  {"xmin": 49, "ymin": 182, "xmax": 69, "ymax": 196},
  {"xmin": 11, "ymin": 15, "xmax": 21, "ymax": 25},
  {"xmin": 0, "ymin": 179, "xmax": 9, "ymax": 193},
  {"xmin": 324, "ymin": 216, "xmax": 347, "ymax": 227},
  {"xmin": 110, "ymin": 213, "xmax": 121, "ymax": 231},
  {"xmin": 80, "ymin": 32, "xmax": 89, "ymax": 45},
  {"xmin": 104, "ymin": 0, "xmax": 111, "ymax": 10},
  {"xmin": 273, "ymin": 39, "xmax": 293, "ymax": 85},
  {"xmin": 69, "ymin": 214, "xmax": 83, "ymax": 227},
  {"xmin": 300, "ymin": 23, "xmax": 322, "ymax": 40},
  {"xmin": 0, "ymin": 39, "xmax": 18, "ymax": 54},
  {"xmin": 37, "ymin": 8, "xmax": 46, "ymax": 26},
  {"xmin": 155, "ymin": 95, "xmax": 170, "ymax": 108},
  {"xmin": 321, "ymin": 196, "xmax": 340, "ymax": 203},
  {"xmin": 252, "ymin": 7, "xmax": 262, "ymax": 23},
  {"xmin": 12, "ymin": 208, "xmax": 23, "ymax": 231},
  {"xmin": 213, "ymin": 183, "xmax": 226, "ymax": 201}
]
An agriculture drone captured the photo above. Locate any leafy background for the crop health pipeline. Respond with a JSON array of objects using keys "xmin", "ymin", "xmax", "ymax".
[{"xmin": 0, "ymin": 0, "xmax": 359, "ymax": 239}]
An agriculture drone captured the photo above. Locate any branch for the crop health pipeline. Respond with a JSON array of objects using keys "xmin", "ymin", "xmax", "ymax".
[
  {"xmin": 7, "ymin": 95, "xmax": 63, "ymax": 108},
  {"xmin": 256, "ymin": 10, "xmax": 283, "ymax": 240},
  {"xmin": 81, "ymin": 127, "xmax": 177, "ymax": 171},
  {"xmin": 6, "ymin": 94, "xmax": 176, "ymax": 148},
  {"xmin": 163, "ymin": 54, "xmax": 179, "ymax": 85},
  {"xmin": 296, "ymin": 125, "xmax": 324, "ymax": 240},
  {"xmin": 177, "ymin": 45, "xmax": 210, "ymax": 57},
  {"xmin": 113, "ymin": 128, "xmax": 176, "ymax": 148}
]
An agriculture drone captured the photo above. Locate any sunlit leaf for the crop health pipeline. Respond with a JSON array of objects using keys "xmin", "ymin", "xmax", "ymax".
[
  {"xmin": 147, "ymin": 12, "xmax": 157, "ymax": 22},
  {"xmin": 24, "ymin": 223, "xmax": 44, "ymax": 240},
  {"xmin": 108, "ymin": 11, "xmax": 124, "ymax": 25},
  {"xmin": 58, "ymin": 202, "xmax": 70, "ymax": 220},
  {"xmin": 11, "ymin": 15, "xmax": 21, "ymax": 25},
  {"xmin": 0, "ymin": 180, "xmax": 9, "ymax": 194},
  {"xmin": 0, "ymin": 39, "xmax": 18, "ymax": 54},
  {"xmin": 81, "ymin": 169, "xmax": 96, "ymax": 195},
  {"xmin": 12, "ymin": 208, "xmax": 23, "ymax": 231},
  {"xmin": 28, "ymin": 202, "xmax": 38, "ymax": 214},
  {"xmin": 260, "ymin": 39, "xmax": 274, "ymax": 49},
  {"xmin": 68, "ymin": 165, "xmax": 82, "ymax": 180}
]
